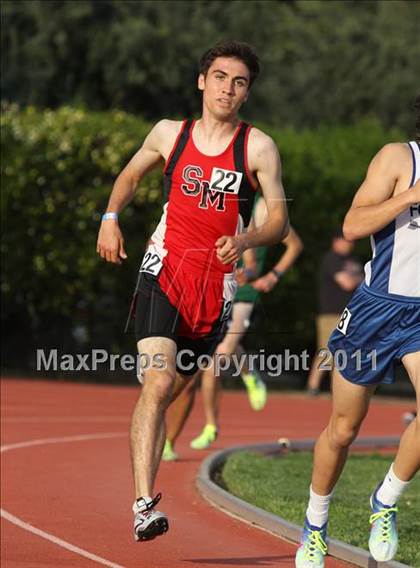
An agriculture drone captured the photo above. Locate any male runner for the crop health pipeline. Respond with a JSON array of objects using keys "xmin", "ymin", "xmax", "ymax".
[
  {"xmin": 296, "ymin": 98, "xmax": 420, "ymax": 567},
  {"xmin": 97, "ymin": 41, "xmax": 289, "ymax": 541}
]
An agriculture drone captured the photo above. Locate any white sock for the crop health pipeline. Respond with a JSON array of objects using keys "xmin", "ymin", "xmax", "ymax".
[
  {"xmin": 306, "ymin": 485, "xmax": 333, "ymax": 528},
  {"xmin": 376, "ymin": 463, "xmax": 411, "ymax": 507}
]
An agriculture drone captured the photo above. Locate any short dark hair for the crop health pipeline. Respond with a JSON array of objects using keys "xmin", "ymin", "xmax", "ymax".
[
  {"xmin": 199, "ymin": 41, "xmax": 260, "ymax": 87},
  {"xmin": 414, "ymin": 93, "xmax": 420, "ymax": 142}
]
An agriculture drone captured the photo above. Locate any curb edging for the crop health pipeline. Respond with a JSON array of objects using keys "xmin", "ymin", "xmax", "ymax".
[{"xmin": 196, "ymin": 437, "xmax": 408, "ymax": 568}]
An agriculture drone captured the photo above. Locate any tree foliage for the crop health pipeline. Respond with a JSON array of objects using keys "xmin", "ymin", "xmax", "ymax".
[{"xmin": 2, "ymin": 0, "xmax": 419, "ymax": 131}]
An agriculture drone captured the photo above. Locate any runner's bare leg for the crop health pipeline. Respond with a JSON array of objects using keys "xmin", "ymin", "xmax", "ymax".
[
  {"xmin": 392, "ymin": 352, "xmax": 420, "ymax": 481},
  {"xmin": 165, "ymin": 374, "xmax": 198, "ymax": 445},
  {"xmin": 131, "ymin": 337, "xmax": 177, "ymax": 498},
  {"xmin": 311, "ymin": 367, "xmax": 376, "ymax": 495}
]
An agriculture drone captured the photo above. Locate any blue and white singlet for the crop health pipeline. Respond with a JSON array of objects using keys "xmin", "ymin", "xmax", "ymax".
[{"xmin": 364, "ymin": 141, "xmax": 420, "ymax": 299}]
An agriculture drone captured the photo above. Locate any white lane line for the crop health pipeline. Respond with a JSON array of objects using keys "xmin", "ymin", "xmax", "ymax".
[
  {"xmin": 1, "ymin": 432, "xmax": 126, "ymax": 453},
  {"xmin": 2, "ymin": 416, "xmax": 128, "ymax": 424},
  {"xmin": 1, "ymin": 509, "xmax": 125, "ymax": 568},
  {"xmin": 1, "ymin": 432, "xmax": 127, "ymax": 568}
]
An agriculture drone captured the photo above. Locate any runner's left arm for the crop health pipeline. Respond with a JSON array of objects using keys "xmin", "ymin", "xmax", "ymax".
[{"xmin": 216, "ymin": 131, "xmax": 289, "ymax": 265}]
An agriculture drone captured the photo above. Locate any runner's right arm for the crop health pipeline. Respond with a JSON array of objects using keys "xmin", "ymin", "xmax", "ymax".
[
  {"xmin": 96, "ymin": 121, "xmax": 171, "ymax": 264},
  {"xmin": 343, "ymin": 144, "xmax": 420, "ymax": 241}
]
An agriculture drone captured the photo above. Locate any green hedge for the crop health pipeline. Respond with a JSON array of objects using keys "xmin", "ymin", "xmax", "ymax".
[{"xmin": 1, "ymin": 105, "xmax": 404, "ymax": 375}]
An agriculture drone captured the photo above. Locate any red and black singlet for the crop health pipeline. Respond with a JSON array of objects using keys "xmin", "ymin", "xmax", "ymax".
[
  {"xmin": 151, "ymin": 119, "xmax": 258, "ymax": 276},
  {"xmin": 134, "ymin": 119, "xmax": 259, "ymax": 337}
]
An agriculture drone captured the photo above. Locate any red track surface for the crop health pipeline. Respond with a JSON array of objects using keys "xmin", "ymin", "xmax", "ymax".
[{"xmin": 1, "ymin": 379, "xmax": 412, "ymax": 568}]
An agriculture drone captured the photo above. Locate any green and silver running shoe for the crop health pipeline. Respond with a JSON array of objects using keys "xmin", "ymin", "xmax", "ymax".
[
  {"xmin": 162, "ymin": 439, "xmax": 178, "ymax": 461},
  {"xmin": 369, "ymin": 486, "xmax": 398, "ymax": 562},
  {"xmin": 295, "ymin": 518, "xmax": 328, "ymax": 568},
  {"xmin": 242, "ymin": 372, "xmax": 267, "ymax": 411},
  {"xmin": 190, "ymin": 424, "xmax": 218, "ymax": 450}
]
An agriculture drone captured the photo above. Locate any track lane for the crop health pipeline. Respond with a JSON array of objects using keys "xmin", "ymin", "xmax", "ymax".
[{"xmin": 1, "ymin": 379, "xmax": 410, "ymax": 567}]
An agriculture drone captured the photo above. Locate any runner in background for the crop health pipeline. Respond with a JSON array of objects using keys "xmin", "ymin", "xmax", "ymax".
[{"xmin": 306, "ymin": 229, "xmax": 363, "ymax": 396}]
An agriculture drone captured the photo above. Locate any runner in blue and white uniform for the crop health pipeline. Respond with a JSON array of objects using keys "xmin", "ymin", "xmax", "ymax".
[{"xmin": 296, "ymin": 96, "xmax": 420, "ymax": 568}]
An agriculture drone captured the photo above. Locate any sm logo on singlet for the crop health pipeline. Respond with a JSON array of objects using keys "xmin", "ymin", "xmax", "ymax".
[{"xmin": 181, "ymin": 165, "xmax": 243, "ymax": 211}]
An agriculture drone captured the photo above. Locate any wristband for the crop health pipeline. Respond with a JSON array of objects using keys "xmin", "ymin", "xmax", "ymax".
[
  {"xmin": 102, "ymin": 212, "xmax": 118, "ymax": 221},
  {"xmin": 243, "ymin": 268, "xmax": 255, "ymax": 281},
  {"xmin": 271, "ymin": 269, "xmax": 284, "ymax": 279}
]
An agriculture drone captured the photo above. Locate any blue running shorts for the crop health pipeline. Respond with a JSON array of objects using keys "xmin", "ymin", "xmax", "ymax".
[{"xmin": 328, "ymin": 283, "xmax": 420, "ymax": 385}]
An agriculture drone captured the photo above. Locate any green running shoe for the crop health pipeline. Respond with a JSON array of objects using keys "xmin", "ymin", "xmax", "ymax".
[
  {"xmin": 190, "ymin": 424, "xmax": 218, "ymax": 450},
  {"xmin": 295, "ymin": 517, "xmax": 328, "ymax": 568},
  {"xmin": 242, "ymin": 372, "xmax": 267, "ymax": 411},
  {"xmin": 369, "ymin": 485, "xmax": 398, "ymax": 561},
  {"xmin": 162, "ymin": 439, "xmax": 178, "ymax": 461}
]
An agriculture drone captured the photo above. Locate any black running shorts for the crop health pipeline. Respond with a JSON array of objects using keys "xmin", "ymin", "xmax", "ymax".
[{"xmin": 130, "ymin": 273, "xmax": 226, "ymax": 376}]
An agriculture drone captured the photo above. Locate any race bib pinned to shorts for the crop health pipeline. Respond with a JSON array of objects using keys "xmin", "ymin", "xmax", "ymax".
[
  {"xmin": 139, "ymin": 244, "xmax": 163, "ymax": 277},
  {"xmin": 220, "ymin": 273, "xmax": 237, "ymax": 322},
  {"xmin": 336, "ymin": 308, "xmax": 351, "ymax": 335},
  {"xmin": 221, "ymin": 299, "xmax": 233, "ymax": 322}
]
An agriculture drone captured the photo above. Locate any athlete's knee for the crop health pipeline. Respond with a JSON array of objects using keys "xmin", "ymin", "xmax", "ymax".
[
  {"xmin": 142, "ymin": 372, "xmax": 174, "ymax": 407},
  {"xmin": 328, "ymin": 415, "xmax": 361, "ymax": 449}
]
